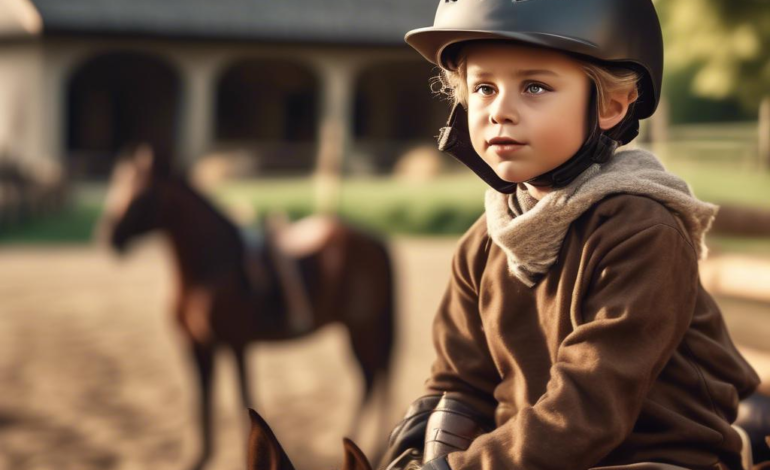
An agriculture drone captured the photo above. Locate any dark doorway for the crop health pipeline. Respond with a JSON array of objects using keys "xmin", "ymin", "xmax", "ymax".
[
  {"xmin": 215, "ymin": 59, "xmax": 319, "ymax": 173},
  {"xmin": 66, "ymin": 52, "xmax": 180, "ymax": 178},
  {"xmin": 353, "ymin": 61, "xmax": 449, "ymax": 172}
]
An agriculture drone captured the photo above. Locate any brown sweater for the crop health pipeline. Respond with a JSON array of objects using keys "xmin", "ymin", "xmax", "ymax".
[{"xmin": 425, "ymin": 194, "xmax": 760, "ymax": 470}]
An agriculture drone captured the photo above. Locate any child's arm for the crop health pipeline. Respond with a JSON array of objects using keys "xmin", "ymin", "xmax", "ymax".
[
  {"xmin": 380, "ymin": 219, "xmax": 499, "ymax": 470},
  {"xmin": 423, "ymin": 219, "xmax": 501, "ymax": 421},
  {"xmin": 443, "ymin": 223, "xmax": 697, "ymax": 470}
]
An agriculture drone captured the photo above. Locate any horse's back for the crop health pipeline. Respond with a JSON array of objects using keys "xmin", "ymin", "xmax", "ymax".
[{"xmin": 270, "ymin": 214, "xmax": 340, "ymax": 257}]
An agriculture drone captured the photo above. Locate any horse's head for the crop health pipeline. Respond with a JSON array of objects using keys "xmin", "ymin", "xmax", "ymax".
[
  {"xmin": 97, "ymin": 145, "xmax": 166, "ymax": 253},
  {"xmin": 247, "ymin": 408, "xmax": 372, "ymax": 470}
]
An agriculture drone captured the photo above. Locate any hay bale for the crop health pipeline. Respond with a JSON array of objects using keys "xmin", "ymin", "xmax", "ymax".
[
  {"xmin": 712, "ymin": 204, "xmax": 770, "ymax": 237},
  {"xmin": 393, "ymin": 145, "xmax": 444, "ymax": 182},
  {"xmin": 191, "ymin": 150, "xmax": 258, "ymax": 189}
]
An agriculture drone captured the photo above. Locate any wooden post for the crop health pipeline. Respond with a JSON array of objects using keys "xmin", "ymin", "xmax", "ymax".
[
  {"xmin": 759, "ymin": 95, "xmax": 770, "ymax": 171},
  {"xmin": 315, "ymin": 63, "xmax": 354, "ymax": 215},
  {"xmin": 179, "ymin": 60, "xmax": 216, "ymax": 169}
]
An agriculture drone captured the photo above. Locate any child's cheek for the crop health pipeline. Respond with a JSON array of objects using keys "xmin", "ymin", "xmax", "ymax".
[
  {"xmin": 467, "ymin": 107, "xmax": 489, "ymax": 161},
  {"xmin": 531, "ymin": 105, "xmax": 586, "ymax": 167}
]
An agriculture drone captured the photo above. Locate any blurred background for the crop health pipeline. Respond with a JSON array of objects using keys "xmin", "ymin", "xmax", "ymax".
[{"xmin": 1, "ymin": 0, "xmax": 769, "ymax": 469}]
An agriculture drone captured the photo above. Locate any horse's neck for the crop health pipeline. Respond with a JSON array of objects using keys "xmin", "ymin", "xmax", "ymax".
[{"xmin": 160, "ymin": 180, "xmax": 243, "ymax": 286}]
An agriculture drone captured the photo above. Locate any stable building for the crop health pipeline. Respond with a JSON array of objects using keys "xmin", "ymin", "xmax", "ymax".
[{"xmin": 0, "ymin": 0, "xmax": 449, "ymax": 178}]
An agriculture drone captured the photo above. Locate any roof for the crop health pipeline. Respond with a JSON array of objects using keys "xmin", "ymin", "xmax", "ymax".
[{"xmin": 24, "ymin": 0, "xmax": 439, "ymax": 45}]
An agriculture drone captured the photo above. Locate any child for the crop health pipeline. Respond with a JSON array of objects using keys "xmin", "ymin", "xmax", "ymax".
[{"xmin": 380, "ymin": 1, "xmax": 760, "ymax": 469}]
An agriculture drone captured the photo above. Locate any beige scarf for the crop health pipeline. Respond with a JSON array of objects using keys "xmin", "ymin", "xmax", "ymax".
[{"xmin": 484, "ymin": 148, "xmax": 719, "ymax": 288}]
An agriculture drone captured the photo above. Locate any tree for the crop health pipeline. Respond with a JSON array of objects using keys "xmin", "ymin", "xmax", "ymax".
[
  {"xmin": 654, "ymin": 0, "xmax": 770, "ymax": 165},
  {"xmin": 655, "ymin": 0, "xmax": 769, "ymax": 110}
]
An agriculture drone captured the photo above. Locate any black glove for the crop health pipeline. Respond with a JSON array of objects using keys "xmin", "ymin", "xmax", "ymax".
[
  {"xmin": 384, "ymin": 449, "xmax": 450, "ymax": 470},
  {"xmin": 420, "ymin": 455, "xmax": 451, "ymax": 470},
  {"xmin": 378, "ymin": 395, "xmax": 442, "ymax": 470}
]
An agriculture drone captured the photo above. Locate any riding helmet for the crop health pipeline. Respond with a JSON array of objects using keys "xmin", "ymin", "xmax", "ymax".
[{"xmin": 404, "ymin": 0, "xmax": 664, "ymax": 191}]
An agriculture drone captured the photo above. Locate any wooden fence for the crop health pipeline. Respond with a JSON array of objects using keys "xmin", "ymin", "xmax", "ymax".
[{"xmin": 0, "ymin": 156, "xmax": 68, "ymax": 232}]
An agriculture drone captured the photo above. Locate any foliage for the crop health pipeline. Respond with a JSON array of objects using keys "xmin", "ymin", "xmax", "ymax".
[
  {"xmin": 663, "ymin": 63, "xmax": 754, "ymax": 123},
  {"xmin": 214, "ymin": 174, "xmax": 488, "ymax": 236},
  {"xmin": 0, "ymin": 202, "xmax": 102, "ymax": 244},
  {"xmin": 654, "ymin": 0, "xmax": 770, "ymax": 112},
  {"xmin": 2, "ymin": 123, "xmax": 770, "ymax": 244}
]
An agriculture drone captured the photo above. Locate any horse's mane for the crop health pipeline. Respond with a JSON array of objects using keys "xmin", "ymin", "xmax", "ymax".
[{"xmin": 172, "ymin": 176, "xmax": 246, "ymax": 253}]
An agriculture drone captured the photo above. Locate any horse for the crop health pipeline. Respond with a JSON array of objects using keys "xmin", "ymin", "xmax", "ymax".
[
  {"xmin": 248, "ymin": 407, "xmax": 373, "ymax": 470},
  {"xmin": 97, "ymin": 146, "xmax": 395, "ymax": 470},
  {"xmin": 246, "ymin": 402, "xmax": 770, "ymax": 470}
]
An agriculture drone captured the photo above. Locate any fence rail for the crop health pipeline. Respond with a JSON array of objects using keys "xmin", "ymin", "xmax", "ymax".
[{"xmin": 0, "ymin": 156, "xmax": 68, "ymax": 232}]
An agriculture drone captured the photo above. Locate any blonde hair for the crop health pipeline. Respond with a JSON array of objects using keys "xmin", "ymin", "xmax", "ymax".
[{"xmin": 431, "ymin": 44, "xmax": 641, "ymax": 122}]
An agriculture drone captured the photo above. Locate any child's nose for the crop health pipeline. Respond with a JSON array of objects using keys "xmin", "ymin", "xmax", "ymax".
[{"xmin": 489, "ymin": 94, "xmax": 520, "ymax": 125}]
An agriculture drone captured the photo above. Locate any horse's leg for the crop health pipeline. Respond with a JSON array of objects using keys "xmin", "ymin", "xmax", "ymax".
[
  {"xmin": 345, "ymin": 240, "xmax": 395, "ymax": 462},
  {"xmin": 346, "ymin": 330, "xmax": 379, "ymax": 440},
  {"xmin": 345, "ymin": 296, "xmax": 394, "ymax": 442},
  {"xmin": 190, "ymin": 341, "xmax": 216, "ymax": 470},
  {"xmin": 233, "ymin": 344, "xmax": 253, "ymax": 410}
]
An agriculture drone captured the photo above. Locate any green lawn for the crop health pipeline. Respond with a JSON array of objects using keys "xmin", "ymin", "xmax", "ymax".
[
  {"xmin": 0, "ymin": 185, "xmax": 104, "ymax": 244},
  {"xmin": 662, "ymin": 163, "xmax": 770, "ymax": 209},
  {"xmin": 214, "ymin": 174, "xmax": 488, "ymax": 235},
  {"xmin": 707, "ymin": 235, "xmax": 770, "ymax": 256},
  {"xmin": 2, "ymin": 121, "xmax": 769, "ymax": 246}
]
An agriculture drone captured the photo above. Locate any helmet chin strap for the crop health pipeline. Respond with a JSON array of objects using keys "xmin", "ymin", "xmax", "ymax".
[{"xmin": 437, "ymin": 84, "xmax": 639, "ymax": 193}]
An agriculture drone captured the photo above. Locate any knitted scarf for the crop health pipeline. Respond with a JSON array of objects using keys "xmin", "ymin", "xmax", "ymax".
[{"xmin": 484, "ymin": 148, "xmax": 719, "ymax": 288}]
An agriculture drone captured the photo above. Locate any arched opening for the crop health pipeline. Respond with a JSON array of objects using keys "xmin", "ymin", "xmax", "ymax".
[
  {"xmin": 215, "ymin": 59, "xmax": 319, "ymax": 174},
  {"xmin": 353, "ymin": 61, "xmax": 449, "ymax": 173},
  {"xmin": 66, "ymin": 52, "xmax": 181, "ymax": 178}
]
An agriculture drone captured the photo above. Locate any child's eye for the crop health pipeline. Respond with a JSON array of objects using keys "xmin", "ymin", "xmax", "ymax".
[
  {"xmin": 525, "ymin": 83, "xmax": 549, "ymax": 95},
  {"xmin": 474, "ymin": 84, "xmax": 495, "ymax": 96}
]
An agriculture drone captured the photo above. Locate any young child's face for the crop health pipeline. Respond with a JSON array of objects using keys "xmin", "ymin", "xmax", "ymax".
[{"xmin": 464, "ymin": 42, "xmax": 591, "ymax": 184}]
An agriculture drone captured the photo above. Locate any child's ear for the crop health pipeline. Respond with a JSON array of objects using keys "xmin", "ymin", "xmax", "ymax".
[{"xmin": 598, "ymin": 88, "xmax": 638, "ymax": 131}]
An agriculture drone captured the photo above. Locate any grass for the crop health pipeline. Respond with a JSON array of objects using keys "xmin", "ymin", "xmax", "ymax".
[
  {"xmin": 2, "ymin": 121, "xmax": 769, "ymax": 246},
  {"xmin": 707, "ymin": 236, "xmax": 770, "ymax": 256},
  {"xmin": 0, "ymin": 205, "xmax": 101, "ymax": 244},
  {"xmin": 663, "ymin": 162, "xmax": 770, "ymax": 209},
  {"xmin": 214, "ymin": 174, "xmax": 488, "ymax": 235},
  {"xmin": 0, "ymin": 186, "xmax": 104, "ymax": 244}
]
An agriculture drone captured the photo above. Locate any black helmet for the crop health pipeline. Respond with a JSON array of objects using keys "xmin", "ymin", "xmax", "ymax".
[{"xmin": 404, "ymin": 0, "xmax": 664, "ymax": 191}]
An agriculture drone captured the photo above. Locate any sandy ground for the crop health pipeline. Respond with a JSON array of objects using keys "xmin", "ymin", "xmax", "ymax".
[{"xmin": 0, "ymin": 238, "xmax": 768, "ymax": 470}]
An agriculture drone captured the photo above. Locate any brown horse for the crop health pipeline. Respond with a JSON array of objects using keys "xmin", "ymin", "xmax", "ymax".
[
  {"xmin": 246, "ymin": 409, "xmax": 372, "ymax": 470},
  {"xmin": 247, "ymin": 408, "xmax": 428, "ymax": 470},
  {"xmin": 245, "ymin": 404, "xmax": 770, "ymax": 470},
  {"xmin": 98, "ymin": 147, "xmax": 395, "ymax": 470},
  {"xmin": 248, "ymin": 407, "xmax": 373, "ymax": 470}
]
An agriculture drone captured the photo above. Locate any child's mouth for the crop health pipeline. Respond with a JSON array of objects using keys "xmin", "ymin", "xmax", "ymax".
[{"xmin": 488, "ymin": 137, "xmax": 526, "ymax": 155}]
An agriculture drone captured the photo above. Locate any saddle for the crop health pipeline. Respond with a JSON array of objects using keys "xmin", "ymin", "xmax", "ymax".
[
  {"xmin": 268, "ymin": 214, "xmax": 338, "ymax": 257},
  {"xmin": 737, "ymin": 393, "xmax": 770, "ymax": 468},
  {"xmin": 240, "ymin": 213, "xmax": 330, "ymax": 335}
]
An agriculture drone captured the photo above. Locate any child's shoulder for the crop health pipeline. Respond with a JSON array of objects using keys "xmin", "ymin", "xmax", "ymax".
[
  {"xmin": 589, "ymin": 192, "xmax": 681, "ymax": 226},
  {"xmin": 581, "ymin": 193, "xmax": 694, "ymax": 251},
  {"xmin": 452, "ymin": 213, "xmax": 492, "ymax": 267}
]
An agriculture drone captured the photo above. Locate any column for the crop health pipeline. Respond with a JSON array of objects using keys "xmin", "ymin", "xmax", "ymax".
[
  {"xmin": 314, "ymin": 59, "xmax": 356, "ymax": 214},
  {"xmin": 179, "ymin": 59, "xmax": 216, "ymax": 168}
]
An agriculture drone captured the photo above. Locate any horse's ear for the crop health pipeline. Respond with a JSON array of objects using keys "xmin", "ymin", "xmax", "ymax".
[
  {"xmin": 342, "ymin": 437, "xmax": 373, "ymax": 470},
  {"xmin": 247, "ymin": 408, "xmax": 296, "ymax": 470},
  {"xmin": 134, "ymin": 143, "xmax": 173, "ymax": 179},
  {"xmin": 134, "ymin": 144, "xmax": 155, "ymax": 175}
]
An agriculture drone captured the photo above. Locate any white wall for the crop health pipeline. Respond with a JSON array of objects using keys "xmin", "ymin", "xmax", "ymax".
[
  {"xmin": 0, "ymin": 41, "xmax": 45, "ymax": 166},
  {"xmin": 0, "ymin": 0, "xmax": 41, "ymax": 38},
  {"xmin": 3, "ymin": 36, "xmax": 421, "ymax": 175}
]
